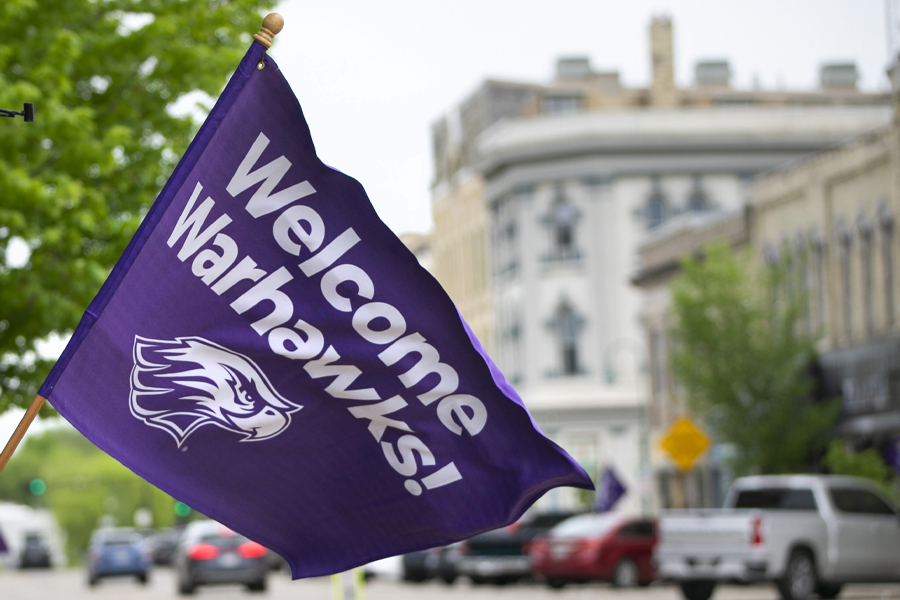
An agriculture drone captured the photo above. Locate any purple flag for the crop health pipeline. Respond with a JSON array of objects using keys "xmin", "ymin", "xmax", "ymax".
[
  {"xmin": 593, "ymin": 466, "xmax": 626, "ymax": 512},
  {"xmin": 885, "ymin": 437, "xmax": 900, "ymax": 473},
  {"xmin": 0, "ymin": 527, "xmax": 7, "ymax": 554},
  {"xmin": 39, "ymin": 41, "xmax": 592, "ymax": 578}
]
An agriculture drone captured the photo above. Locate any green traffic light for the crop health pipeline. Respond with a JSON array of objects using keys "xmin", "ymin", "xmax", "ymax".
[
  {"xmin": 174, "ymin": 501, "xmax": 191, "ymax": 517},
  {"xmin": 29, "ymin": 479, "xmax": 46, "ymax": 496}
]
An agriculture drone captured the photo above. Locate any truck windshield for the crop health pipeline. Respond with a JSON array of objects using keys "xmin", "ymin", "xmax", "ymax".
[{"xmin": 733, "ymin": 488, "xmax": 818, "ymax": 510}]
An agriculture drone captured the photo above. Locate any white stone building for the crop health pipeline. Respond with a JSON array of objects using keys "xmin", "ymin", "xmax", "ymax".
[{"xmin": 430, "ymin": 17, "xmax": 891, "ymax": 513}]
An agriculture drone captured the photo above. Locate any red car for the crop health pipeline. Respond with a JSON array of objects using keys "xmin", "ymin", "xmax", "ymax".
[{"xmin": 529, "ymin": 514, "xmax": 657, "ymax": 589}]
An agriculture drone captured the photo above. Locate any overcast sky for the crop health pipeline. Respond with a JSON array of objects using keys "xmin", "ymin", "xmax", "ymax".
[{"xmin": 269, "ymin": 0, "xmax": 892, "ymax": 236}]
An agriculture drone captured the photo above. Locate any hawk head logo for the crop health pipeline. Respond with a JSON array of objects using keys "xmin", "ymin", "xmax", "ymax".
[{"xmin": 130, "ymin": 336, "xmax": 301, "ymax": 447}]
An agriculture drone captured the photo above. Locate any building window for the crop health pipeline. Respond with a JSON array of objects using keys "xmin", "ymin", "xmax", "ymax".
[
  {"xmin": 811, "ymin": 230, "xmax": 826, "ymax": 331},
  {"xmin": 546, "ymin": 185, "xmax": 580, "ymax": 261},
  {"xmin": 835, "ymin": 217, "xmax": 853, "ymax": 341},
  {"xmin": 552, "ymin": 300, "xmax": 584, "ymax": 376},
  {"xmin": 651, "ymin": 329, "xmax": 667, "ymax": 395},
  {"xmin": 857, "ymin": 211, "xmax": 874, "ymax": 336},
  {"xmin": 646, "ymin": 178, "xmax": 667, "ymax": 229},
  {"xmin": 879, "ymin": 201, "xmax": 895, "ymax": 330},
  {"xmin": 543, "ymin": 95, "xmax": 582, "ymax": 114},
  {"xmin": 687, "ymin": 175, "xmax": 708, "ymax": 213},
  {"xmin": 794, "ymin": 232, "xmax": 812, "ymax": 334}
]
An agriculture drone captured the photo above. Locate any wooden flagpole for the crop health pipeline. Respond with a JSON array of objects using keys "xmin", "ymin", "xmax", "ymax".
[
  {"xmin": 0, "ymin": 15, "xmax": 283, "ymax": 477},
  {"xmin": 0, "ymin": 394, "xmax": 45, "ymax": 474}
]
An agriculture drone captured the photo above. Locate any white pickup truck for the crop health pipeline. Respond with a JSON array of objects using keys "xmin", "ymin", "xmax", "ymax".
[{"xmin": 655, "ymin": 475, "xmax": 900, "ymax": 600}]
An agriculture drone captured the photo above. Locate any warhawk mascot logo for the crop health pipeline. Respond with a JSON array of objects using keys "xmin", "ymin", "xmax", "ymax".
[{"xmin": 130, "ymin": 336, "xmax": 301, "ymax": 447}]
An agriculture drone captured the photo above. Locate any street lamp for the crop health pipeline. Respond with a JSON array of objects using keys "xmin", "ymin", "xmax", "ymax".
[{"xmin": 0, "ymin": 103, "xmax": 34, "ymax": 122}]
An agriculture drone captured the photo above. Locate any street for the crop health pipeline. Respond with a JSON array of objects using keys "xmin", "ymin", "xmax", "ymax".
[{"xmin": 1, "ymin": 568, "xmax": 900, "ymax": 600}]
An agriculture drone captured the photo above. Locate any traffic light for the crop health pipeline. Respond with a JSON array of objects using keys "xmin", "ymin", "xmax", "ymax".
[{"xmin": 28, "ymin": 478, "xmax": 46, "ymax": 496}]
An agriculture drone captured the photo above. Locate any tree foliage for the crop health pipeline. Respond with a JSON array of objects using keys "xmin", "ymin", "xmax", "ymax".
[
  {"xmin": 0, "ymin": 0, "xmax": 277, "ymax": 415},
  {"xmin": 669, "ymin": 242, "xmax": 839, "ymax": 475},
  {"xmin": 0, "ymin": 427, "xmax": 186, "ymax": 563},
  {"xmin": 823, "ymin": 440, "xmax": 899, "ymax": 503}
]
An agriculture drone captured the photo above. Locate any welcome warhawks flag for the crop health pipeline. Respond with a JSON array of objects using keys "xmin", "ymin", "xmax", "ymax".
[{"xmin": 39, "ymin": 40, "xmax": 592, "ymax": 577}]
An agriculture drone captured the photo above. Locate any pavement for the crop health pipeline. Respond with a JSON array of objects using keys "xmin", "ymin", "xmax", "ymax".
[{"xmin": 2, "ymin": 567, "xmax": 900, "ymax": 600}]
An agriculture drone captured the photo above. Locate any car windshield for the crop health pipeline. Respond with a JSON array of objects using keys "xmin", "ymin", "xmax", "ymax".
[
  {"xmin": 549, "ymin": 515, "xmax": 619, "ymax": 538},
  {"xmin": 96, "ymin": 529, "xmax": 141, "ymax": 545}
]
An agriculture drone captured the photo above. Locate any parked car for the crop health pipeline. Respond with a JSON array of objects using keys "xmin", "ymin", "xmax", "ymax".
[
  {"xmin": 174, "ymin": 520, "xmax": 269, "ymax": 595},
  {"xmin": 530, "ymin": 514, "xmax": 657, "ymax": 589},
  {"xmin": 399, "ymin": 544, "xmax": 461, "ymax": 584},
  {"xmin": 147, "ymin": 528, "xmax": 180, "ymax": 565},
  {"xmin": 456, "ymin": 511, "xmax": 581, "ymax": 585},
  {"xmin": 655, "ymin": 475, "xmax": 900, "ymax": 600},
  {"xmin": 86, "ymin": 527, "xmax": 151, "ymax": 586},
  {"xmin": 19, "ymin": 531, "xmax": 52, "ymax": 569}
]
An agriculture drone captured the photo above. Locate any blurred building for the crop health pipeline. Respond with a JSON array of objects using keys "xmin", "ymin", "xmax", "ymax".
[
  {"xmin": 431, "ymin": 16, "xmax": 892, "ymax": 513},
  {"xmin": 751, "ymin": 112, "xmax": 900, "ymax": 461},
  {"xmin": 398, "ymin": 231, "xmax": 433, "ymax": 274}
]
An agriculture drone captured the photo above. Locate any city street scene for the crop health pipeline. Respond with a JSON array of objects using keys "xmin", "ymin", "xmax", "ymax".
[{"xmin": 2, "ymin": 1, "xmax": 900, "ymax": 600}]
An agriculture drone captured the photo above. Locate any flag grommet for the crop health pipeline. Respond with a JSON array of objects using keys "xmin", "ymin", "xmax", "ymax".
[{"xmin": 257, "ymin": 61, "xmax": 265, "ymax": 71}]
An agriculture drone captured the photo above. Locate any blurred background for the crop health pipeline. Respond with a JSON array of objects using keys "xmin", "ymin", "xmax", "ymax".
[{"xmin": 1, "ymin": 0, "xmax": 900, "ymax": 598}]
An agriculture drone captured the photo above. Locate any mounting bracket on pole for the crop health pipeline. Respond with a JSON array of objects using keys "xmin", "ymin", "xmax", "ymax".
[{"xmin": 0, "ymin": 103, "xmax": 34, "ymax": 122}]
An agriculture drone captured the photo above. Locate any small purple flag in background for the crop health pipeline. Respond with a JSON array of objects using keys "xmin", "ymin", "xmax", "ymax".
[
  {"xmin": 885, "ymin": 437, "xmax": 900, "ymax": 473},
  {"xmin": 593, "ymin": 466, "xmax": 626, "ymax": 512},
  {"xmin": 38, "ymin": 41, "xmax": 592, "ymax": 578},
  {"xmin": 0, "ymin": 526, "xmax": 7, "ymax": 554}
]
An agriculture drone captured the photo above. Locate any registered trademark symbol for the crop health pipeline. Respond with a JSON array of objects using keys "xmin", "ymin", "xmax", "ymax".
[{"xmin": 181, "ymin": 447, "xmax": 188, "ymax": 452}]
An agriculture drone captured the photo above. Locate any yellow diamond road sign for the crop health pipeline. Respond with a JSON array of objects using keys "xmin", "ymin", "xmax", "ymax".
[{"xmin": 660, "ymin": 416, "xmax": 710, "ymax": 471}]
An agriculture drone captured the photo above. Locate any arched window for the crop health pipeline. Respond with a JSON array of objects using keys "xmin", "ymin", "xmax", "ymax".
[
  {"xmin": 857, "ymin": 210, "xmax": 874, "ymax": 336},
  {"xmin": 879, "ymin": 201, "xmax": 895, "ymax": 330},
  {"xmin": 687, "ymin": 193, "xmax": 707, "ymax": 213},
  {"xmin": 645, "ymin": 177, "xmax": 667, "ymax": 229},
  {"xmin": 835, "ymin": 217, "xmax": 853, "ymax": 341},
  {"xmin": 687, "ymin": 175, "xmax": 708, "ymax": 213},
  {"xmin": 549, "ymin": 185, "xmax": 579, "ymax": 260},
  {"xmin": 810, "ymin": 230, "xmax": 826, "ymax": 330}
]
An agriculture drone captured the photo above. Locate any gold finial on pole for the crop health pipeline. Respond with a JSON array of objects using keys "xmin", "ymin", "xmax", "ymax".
[{"xmin": 254, "ymin": 13, "xmax": 284, "ymax": 49}]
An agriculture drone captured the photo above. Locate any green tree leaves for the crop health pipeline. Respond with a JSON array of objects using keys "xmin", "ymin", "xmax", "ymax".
[
  {"xmin": 669, "ymin": 242, "xmax": 839, "ymax": 475},
  {"xmin": 0, "ymin": 0, "xmax": 277, "ymax": 414},
  {"xmin": 0, "ymin": 427, "xmax": 180, "ymax": 563}
]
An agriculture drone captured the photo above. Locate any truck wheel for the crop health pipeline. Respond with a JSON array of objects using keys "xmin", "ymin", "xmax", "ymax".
[
  {"xmin": 778, "ymin": 549, "xmax": 817, "ymax": 600},
  {"xmin": 612, "ymin": 558, "xmax": 640, "ymax": 588},
  {"xmin": 679, "ymin": 580, "xmax": 716, "ymax": 600},
  {"xmin": 816, "ymin": 583, "xmax": 842, "ymax": 599}
]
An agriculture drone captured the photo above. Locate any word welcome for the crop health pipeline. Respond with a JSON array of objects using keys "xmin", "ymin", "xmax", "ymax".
[{"xmin": 165, "ymin": 133, "xmax": 489, "ymax": 496}]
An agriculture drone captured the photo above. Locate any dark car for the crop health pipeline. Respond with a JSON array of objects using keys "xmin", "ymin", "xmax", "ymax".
[
  {"xmin": 456, "ymin": 511, "xmax": 580, "ymax": 585},
  {"xmin": 174, "ymin": 520, "xmax": 268, "ymax": 595},
  {"xmin": 19, "ymin": 532, "xmax": 52, "ymax": 569},
  {"xmin": 529, "ymin": 514, "xmax": 657, "ymax": 589},
  {"xmin": 399, "ymin": 543, "xmax": 461, "ymax": 584},
  {"xmin": 147, "ymin": 528, "xmax": 180, "ymax": 565},
  {"xmin": 86, "ymin": 527, "xmax": 152, "ymax": 585}
]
